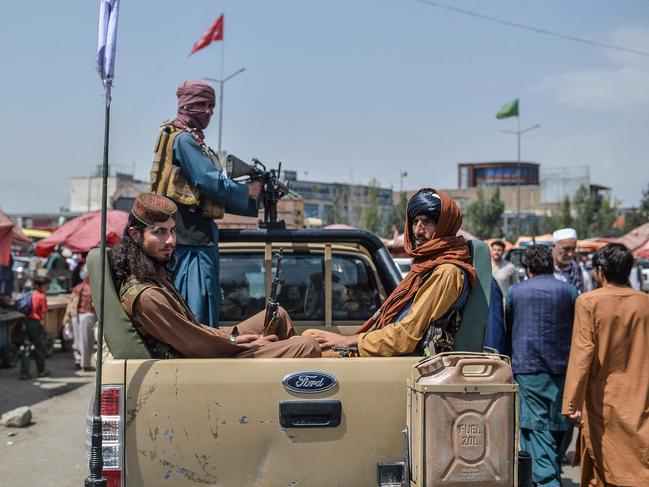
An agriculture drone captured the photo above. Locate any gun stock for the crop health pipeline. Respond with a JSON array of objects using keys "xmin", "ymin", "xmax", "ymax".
[{"xmin": 262, "ymin": 249, "xmax": 284, "ymax": 336}]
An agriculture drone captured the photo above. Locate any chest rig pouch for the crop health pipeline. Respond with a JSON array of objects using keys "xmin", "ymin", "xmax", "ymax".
[
  {"xmin": 119, "ymin": 278, "xmax": 183, "ymax": 359},
  {"xmin": 150, "ymin": 123, "xmax": 225, "ymax": 220}
]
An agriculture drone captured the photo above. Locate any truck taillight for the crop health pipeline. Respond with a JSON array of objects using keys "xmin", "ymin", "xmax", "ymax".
[{"xmin": 86, "ymin": 385, "xmax": 124, "ymax": 487}]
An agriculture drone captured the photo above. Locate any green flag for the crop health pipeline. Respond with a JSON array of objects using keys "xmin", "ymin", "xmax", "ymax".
[{"xmin": 496, "ymin": 99, "xmax": 519, "ymax": 119}]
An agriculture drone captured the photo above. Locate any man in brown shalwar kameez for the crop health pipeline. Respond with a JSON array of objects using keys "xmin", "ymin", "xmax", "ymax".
[
  {"xmin": 109, "ymin": 193, "xmax": 320, "ymax": 359},
  {"xmin": 562, "ymin": 243, "xmax": 649, "ymax": 487}
]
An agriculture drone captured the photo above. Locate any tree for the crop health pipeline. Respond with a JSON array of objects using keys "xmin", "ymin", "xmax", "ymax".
[
  {"xmin": 465, "ymin": 188, "xmax": 505, "ymax": 239},
  {"xmin": 573, "ymin": 184, "xmax": 594, "ymax": 238},
  {"xmin": 623, "ymin": 183, "xmax": 649, "ymax": 233},
  {"xmin": 573, "ymin": 184, "xmax": 618, "ymax": 238},
  {"xmin": 362, "ymin": 179, "xmax": 381, "ymax": 235},
  {"xmin": 384, "ymin": 191, "xmax": 408, "ymax": 237},
  {"xmin": 557, "ymin": 195, "xmax": 573, "ymax": 229},
  {"xmin": 590, "ymin": 197, "xmax": 617, "ymax": 237}
]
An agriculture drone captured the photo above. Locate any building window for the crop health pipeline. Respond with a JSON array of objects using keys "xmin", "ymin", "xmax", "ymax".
[{"xmin": 304, "ymin": 204, "xmax": 320, "ymax": 218}]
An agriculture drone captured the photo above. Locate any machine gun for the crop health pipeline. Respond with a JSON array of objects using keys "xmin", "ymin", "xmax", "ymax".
[
  {"xmin": 226, "ymin": 155, "xmax": 291, "ymax": 229},
  {"xmin": 262, "ymin": 249, "xmax": 283, "ymax": 336}
]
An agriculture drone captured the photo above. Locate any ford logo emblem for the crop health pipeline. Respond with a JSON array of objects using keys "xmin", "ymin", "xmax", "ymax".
[{"xmin": 282, "ymin": 371, "xmax": 337, "ymax": 394}]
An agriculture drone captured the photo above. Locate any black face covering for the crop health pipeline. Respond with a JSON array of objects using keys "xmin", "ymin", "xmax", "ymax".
[{"xmin": 407, "ymin": 191, "xmax": 441, "ymax": 223}]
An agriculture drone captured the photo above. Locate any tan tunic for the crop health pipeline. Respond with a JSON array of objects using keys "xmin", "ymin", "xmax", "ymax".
[
  {"xmin": 562, "ymin": 285, "xmax": 649, "ymax": 486},
  {"xmin": 358, "ymin": 264, "xmax": 464, "ymax": 357},
  {"xmin": 127, "ymin": 277, "xmax": 320, "ymax": 359}
]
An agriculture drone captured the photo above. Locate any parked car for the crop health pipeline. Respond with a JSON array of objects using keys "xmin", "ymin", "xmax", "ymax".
[
  {"xmin": 393, "ymin": 257, "xmax": 412, "ymax": 279},
  {"xmin": 633, "ymin": 259, "xmax": 649, "ymax": 292}
]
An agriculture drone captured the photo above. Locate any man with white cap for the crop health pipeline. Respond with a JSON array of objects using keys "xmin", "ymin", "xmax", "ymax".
[{"xmin": 552, "ymin": 228, "xmax": 592, "ymax": 293}]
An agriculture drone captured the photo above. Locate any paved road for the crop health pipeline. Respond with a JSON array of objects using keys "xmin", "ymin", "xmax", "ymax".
[
  {"xmin": 0, "ymin": 349, "xmax": 582, "ymax": 486},
  {"xmin": 0, "ymin": 350, "xmax": 93, "ymax": 487}
]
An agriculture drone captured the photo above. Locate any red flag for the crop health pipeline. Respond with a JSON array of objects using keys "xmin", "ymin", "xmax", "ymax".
[{"xmin": 189, "ymin": 14, "xmax": 224, "ymax": 56}]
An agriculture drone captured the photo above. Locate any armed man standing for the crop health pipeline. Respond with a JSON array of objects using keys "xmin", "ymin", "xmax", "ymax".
[{"xmin": 150, "ymin": 80, "xmax": 261, "ymax": 327}]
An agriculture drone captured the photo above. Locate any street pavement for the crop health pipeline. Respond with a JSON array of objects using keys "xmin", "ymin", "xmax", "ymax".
[
  {"xmin": 0, "ymin": 347, "xmax": 582, "ymax": 486},
  {"xmin": 0, "ymin": 348, "xmax": 93, "ymax": 487}
]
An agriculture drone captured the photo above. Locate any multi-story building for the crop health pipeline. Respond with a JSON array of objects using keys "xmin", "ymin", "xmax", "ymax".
[
  {"xmin": 284, "ymin": 170, "xmax": 393, "ymax": 227},
  {"xmin": 401, "ymin": 161, "xmax": 610, "ymax": 235}
]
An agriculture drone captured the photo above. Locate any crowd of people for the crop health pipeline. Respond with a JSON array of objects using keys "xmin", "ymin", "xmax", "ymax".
[
  {"xmin": 0, "ymin": 245, "xmax": 98, "ymax": 379},
  {"xmin": 488, "ymin": 229, "xmax": 649, "ymax": 487}
]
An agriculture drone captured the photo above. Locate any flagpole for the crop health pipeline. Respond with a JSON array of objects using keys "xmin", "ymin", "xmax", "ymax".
[
  {"xmin": 87, "ymin": 0, "xmax": 119, "ymax": 482},
  {"xmin": 85, "ymin": 86, "xmax": 110, "ymax": 487},
  {"xmin": 204, "ymin": 66, "xmax": 246, "ymax": 154},
  {"xmin": 501, "ymin": 114, "xmax": 541, "ymax": 238},
  {"xmin": 218, "ymin": 42, "xmax": 225, "ymax": 153},
  {"xmin": 517, "ymin": 115, "xmax": 521, "ymax": 237}
]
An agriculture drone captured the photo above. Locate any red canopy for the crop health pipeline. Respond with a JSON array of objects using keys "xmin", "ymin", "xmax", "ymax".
[
  {"xmin": 0, "ymin": 210, "xmax": 14, "ymax": 266},
  {"xmin": 35, "ymin": 210, "xmax": 129, "ymax": 257},
  {"xmin": 634, "ymin": 239, "xmax": 649, "ymax": 260},
  {"xmin": 323, "ymin": 224, "xmax": 357, "ymax": 230},
  {"xmin": 384, "ymin": 228, "xmax": 477, "ymax": 257},
  {"xmin": 616, "ymin": 222, "xmax": 649, "ymax": 253},
  {"xmin": 0, "ymin": 209, "xmax": 31, "ymax": 265}
]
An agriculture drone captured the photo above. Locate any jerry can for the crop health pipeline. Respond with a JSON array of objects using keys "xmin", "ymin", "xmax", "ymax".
[{"xmin": 407, "ymin": 352, "xmax": 519, "ymax": 486}]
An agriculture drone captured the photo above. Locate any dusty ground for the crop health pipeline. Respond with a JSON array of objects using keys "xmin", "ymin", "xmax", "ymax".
[{"xmin": 0, "ymin": 348, "xmax": 93, "ymax": 487}]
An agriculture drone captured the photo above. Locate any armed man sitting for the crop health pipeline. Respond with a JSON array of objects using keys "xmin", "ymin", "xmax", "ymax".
[
  {"xmin": 110, "ymin": 193, "xmax": 320, "ymax": 359},
  {"xmin": 307, "ymin": 189, "xmax": 476, "ymax": 357}
]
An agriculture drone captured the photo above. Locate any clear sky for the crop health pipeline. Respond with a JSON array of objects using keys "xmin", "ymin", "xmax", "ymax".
[{"xmin": 1, "ymin": 0, "xmax": 648, "ymax": 213}]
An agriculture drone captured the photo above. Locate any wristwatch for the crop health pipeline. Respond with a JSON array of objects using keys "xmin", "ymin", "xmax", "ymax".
[{"xmin": 228, "ymin": 334, "xmax": 237, "ymax": 345}]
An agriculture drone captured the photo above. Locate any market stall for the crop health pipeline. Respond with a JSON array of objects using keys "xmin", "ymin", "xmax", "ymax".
[{"xmin": 0, "ymin": 309, "xmax": 22, "ymax": 368}]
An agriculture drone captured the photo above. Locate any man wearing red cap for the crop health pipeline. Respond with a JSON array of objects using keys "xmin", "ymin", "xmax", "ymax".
[
  {"xmin": 109, "ymin": 193, "xmax": 320, "ymax": 359},
  {"xmin": 150, "ymin": 80, "xmax": 262, "ymax": 327}
]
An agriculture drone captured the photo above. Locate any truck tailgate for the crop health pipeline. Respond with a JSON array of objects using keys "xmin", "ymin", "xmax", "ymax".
[{"xmin": 124, "ymin": 357, "xmax": 418, "ymax": 486}]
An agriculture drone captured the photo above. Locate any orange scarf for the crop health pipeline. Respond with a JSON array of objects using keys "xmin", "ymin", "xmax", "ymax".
[{"xmin": 356, "ymin": 189, "xmax": 476, "ymax": 333}]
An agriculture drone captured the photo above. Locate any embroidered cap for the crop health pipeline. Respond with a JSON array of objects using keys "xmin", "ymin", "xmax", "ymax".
[
  {"xmin": 132, "ymin": 193, "xmax": 177, "ymax": 226},
  {"xmin": 553, "ymin": 227, "xmax": 578, "ymax": 242}
]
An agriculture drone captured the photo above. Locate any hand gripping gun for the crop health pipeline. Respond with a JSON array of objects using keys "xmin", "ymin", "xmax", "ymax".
[
  {"xmin": 225, "ymin": 155, "xmax": 291, "ymax": 229},
  {"xmin": 262, "ymin": 249, "xmax": 284, "ymax": 336}
]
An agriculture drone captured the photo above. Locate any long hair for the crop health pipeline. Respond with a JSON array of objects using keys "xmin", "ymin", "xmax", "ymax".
[{"xmin": 110, "ymin": 215, "xmax": 163, "ymax": 283}]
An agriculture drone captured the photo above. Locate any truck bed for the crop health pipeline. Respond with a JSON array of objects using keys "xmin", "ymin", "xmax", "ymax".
[{"xmin": 103, "ymin": 356, "xmax": 419, "ymax": 486}]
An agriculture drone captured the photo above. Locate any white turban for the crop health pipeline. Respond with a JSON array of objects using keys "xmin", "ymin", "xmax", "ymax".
[{"xmin": 553, "ymin": 227, "xmax": 578, "ymax": 242}]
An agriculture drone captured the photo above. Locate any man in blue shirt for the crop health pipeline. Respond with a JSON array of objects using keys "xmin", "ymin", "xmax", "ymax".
[
  {"xmin": 506, "ymin": 245, "xmax": 578, "ymax": 487},
  {"xmin": 150, "ymin": 80, "xmax": 261, "ymax": 327}
]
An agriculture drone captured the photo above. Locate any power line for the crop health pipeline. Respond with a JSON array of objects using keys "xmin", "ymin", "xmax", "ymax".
[{"xmin": 410, "ymin": 0, "xmax": 649, "ymax": 57}]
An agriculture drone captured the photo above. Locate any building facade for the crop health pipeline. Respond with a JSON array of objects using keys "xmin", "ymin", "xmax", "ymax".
[{"xmin": 284, "ymin": 171, "xmax": 393, "ymax": 228}]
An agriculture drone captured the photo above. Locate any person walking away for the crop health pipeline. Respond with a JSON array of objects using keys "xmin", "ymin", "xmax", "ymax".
[
  {"xmin": 150, "ymin": 80, "xmax": 261, "ymax": 327},
  {"xmin": 20, "ymin": 276, "xmax": 51, "ymax": 380},
  {"xmin": 64, "ymin": 266, "xmax": 97, "ymax": 371},
  {"xmin": 563, "ymin": 243, "xmax": 649, "ymax": 487},
  {"xmin": 506, "ymin": 246, "xmax": 578, "ymax": 487},
  {"xmin": 491, "ymin": 240, "xmax": 517, "ymax": 295},
  {"xmin": 552, "ymin": 228, "xmax": 592, "ymax": 293}
]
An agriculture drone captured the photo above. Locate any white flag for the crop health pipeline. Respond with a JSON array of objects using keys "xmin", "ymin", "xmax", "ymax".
[{"xmin": 97, "ymin": 0, "xmax": 120, "ymax": 87}]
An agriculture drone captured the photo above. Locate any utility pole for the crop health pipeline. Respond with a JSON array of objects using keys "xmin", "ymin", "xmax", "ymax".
[
  {"xmin": 204, "ymin": 67, "xmax": 246, "ymax": 153},
  {"xmin": 501, "ymin": 122, "xmax": 540, "ymax": 236},
  {"xmin": 399, "ymin": 170, "xmax": 408, "ymax": 194}
]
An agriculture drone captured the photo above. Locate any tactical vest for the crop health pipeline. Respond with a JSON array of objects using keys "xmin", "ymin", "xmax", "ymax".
[
  {"xmin": 119, "ymin": 277, "xmax": 182, "ymax": 359},
  {"xmin": 150, "ymin": 123, "xmax": 225, "ymax": 220}
]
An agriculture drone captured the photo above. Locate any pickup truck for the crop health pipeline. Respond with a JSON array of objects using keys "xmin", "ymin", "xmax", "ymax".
[{"xmin": 86, "ymin": 228, "xmax": 495, "ymax": 487}]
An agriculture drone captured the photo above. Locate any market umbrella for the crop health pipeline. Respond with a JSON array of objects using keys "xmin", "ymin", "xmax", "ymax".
[
  {"xmin": 385, "ymin": 228, "xmax": 478, "ymax": 257},
  {"xmin": 616, "ymin": 222, "xmax": 649, "ymax": 253},
  {"xmin": 634, "ymin": 239, "xmax": 649, "ymax": 260},
  {"xmin": 0, "ymin": 209, "xmax": 31, "ymax": 264},
  {"xmin": 35, "ymin": 209, "xmax": 129, "ymax": 258},
  {"xmin": 323, "ymin": 224, "xmax": 357, "ymax": 230}
]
